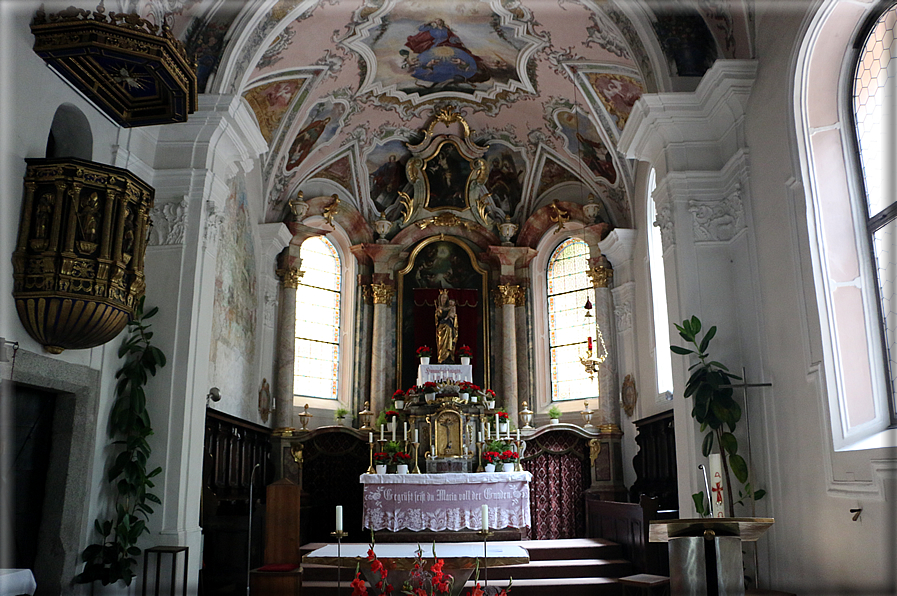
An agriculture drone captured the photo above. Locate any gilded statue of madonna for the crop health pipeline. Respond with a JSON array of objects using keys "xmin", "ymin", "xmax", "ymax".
[{"xmin": 435, "ymin": 289, "xmax": 458, "ymax": 363}]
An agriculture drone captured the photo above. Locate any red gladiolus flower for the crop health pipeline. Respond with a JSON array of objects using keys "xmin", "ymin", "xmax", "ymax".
[{"xmin": 350, "ymin": 572, "xmax": 368, "ymax": 596}]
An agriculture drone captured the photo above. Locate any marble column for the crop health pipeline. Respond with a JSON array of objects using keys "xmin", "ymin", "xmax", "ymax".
[
  {"xmin": 274, "ymin": 266, "xmax": 302, "ymax": 432},
  {"xmin": 370, "ymin": 282, "xmax": 395, "ymax": 414},
  {"xmin": 494, "ymin": 284, "xmax": 522, "ymax": 425},
  {"xmin": 589, "ymin": 257, "xmax": 619, "ymax": 426}
]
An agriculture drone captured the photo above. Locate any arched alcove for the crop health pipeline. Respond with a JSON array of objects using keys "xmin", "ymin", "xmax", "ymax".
[{"xmin": 45, "ymin": 104, "xmax": 92, "ymax": 160}]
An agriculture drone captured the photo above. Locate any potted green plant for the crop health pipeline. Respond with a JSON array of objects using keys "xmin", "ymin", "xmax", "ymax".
[
  {"xmin": 671, "ymin": 316, "xmax": 766, "ymax": 516},
  {"xmin": 334, "ymin": 406, "xmax": 350, "ymax": 426},
  {"xmin": 548, "ymin": 405, "xmax": 562, "ymax": 424}
]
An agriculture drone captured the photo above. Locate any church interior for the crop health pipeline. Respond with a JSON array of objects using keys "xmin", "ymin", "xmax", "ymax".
[{"xmin": 1, "ymin": 0, "xmax": 896, "ymax": 595}]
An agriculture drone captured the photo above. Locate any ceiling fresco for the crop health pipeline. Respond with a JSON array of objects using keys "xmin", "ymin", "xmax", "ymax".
[{"xmin": 138, "ymin": 0, "xmax": 753, "ymax": 234}]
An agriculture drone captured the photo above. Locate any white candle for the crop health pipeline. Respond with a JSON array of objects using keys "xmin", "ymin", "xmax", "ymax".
[
  {"xmin": 495, "ymin": 413, "xmax": 499, "ymax": 430},
  {"xmin": 482, "ymin": 504, "xmax": 489, "ymax": 531},
  {"xmin": 516, "ymin": 429, "xmax": 520, "ymax": 442},
  {"xmin": 414, "ymin": 428, "xmax": 419, "ymax": 443},
  {"xmin": 369, "ymin": 432, "xmax": 373, "ymax": 444},
  {"xmin": 404, "ymin": 421, "xmax": 408, "ymax": 441},
  {"xmin": 709, "ymin": 453, "xmax": 725, "ymax": 518},
  {"xmin": 486, "ymin": 423, "xmax": 490, "ymax": 440},
  {"xmin": 478, "ymin": 431, "xmax": 483, "ymax": 443},
  {"xmin": 335, "ymin": 505, "xmax": 343, "ymax": 532},
  {"xmin": 506, "ymin": 422, "xmax": 511, "ymax": 440},
  {"xmin": 392, "ymin": 416, "xmax": 397, "ymax": 442},
  {"xmin": 380, "ymin": 424, "xmax": 385, "ymax": 441}
]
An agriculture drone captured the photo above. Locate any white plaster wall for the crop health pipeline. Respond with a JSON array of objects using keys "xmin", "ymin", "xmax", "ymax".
[{"xmin": 739, "ymin": 6, "xmax": 896, "ymax": 594}]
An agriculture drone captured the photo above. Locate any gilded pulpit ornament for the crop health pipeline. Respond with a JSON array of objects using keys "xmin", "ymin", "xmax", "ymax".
[
  {"xmin": 370, "ymin": 283, "xmax": 395, "ymax": 305},
  {"xmin": 13, "ymin": 158, "xmax": 154, "ymax": 353},
  {"xmin": 276, "ymin": 267, "xmax": 303, "ymax": 288},
  {"xmin": 30, "ymin": 4, "xmax": 197, "ymax": 127},
  {"xmin": 435, "ymin": 289, "xmax": 458, "ymax": 363},
  {"xmin": 621, "ymin": 374, "xmax": 638, "ymax": 418}
]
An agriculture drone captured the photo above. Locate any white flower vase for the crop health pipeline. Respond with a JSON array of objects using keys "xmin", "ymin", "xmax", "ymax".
[
  {"xmin": 502, "ymin": 463, "xmax": 515, "ymax": 472},
  {"xmin": 395, "ymin": 399, "xmax": 404, "ymax": 410},
  {"xmin": 460, "ymin": 357, "xmax": 470, "ymax": 366},
  {"xmin": 396, "ymin": 464, "xmax": 409, "ymax": 475},
  {"xmin": 376, "ymin": 465, "xmax": 387, "ymax": 475},
  {"xmin": 460, "ymin": 392, "xmax": 470, "ymax": 402},
  {"xmin": 420, "ymin": 357, "xmax": 430, "ymax": 365},
  {"xmin": 549, "ymin": 418, "xmax": 559, "ymax": 425},
  {"xmin": 425, "ymin": 392, "xmax": 436, "ymax": 403},
  {"xmin": 469, "ymin": 394, "xmax": 477, "ymax": 403},
  {"xmin": 485, "ymin": 399, "xmax": 495, "ymax": 410},
  {"xmin": 499, "ymin": 422, "xmax": 509, "ymax": 434},
  {"xmin": 336, "ymin": 417, "xmax": 345, "ymax": 426},
  {"xmin": 484, "ymin": 463, "xmax": 496, "ymax": 473}
]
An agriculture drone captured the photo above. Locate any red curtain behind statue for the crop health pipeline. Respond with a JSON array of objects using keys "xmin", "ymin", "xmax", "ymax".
[{"xmin": 413, "ymin": 288, "xmax": 479, "ymax": 368}]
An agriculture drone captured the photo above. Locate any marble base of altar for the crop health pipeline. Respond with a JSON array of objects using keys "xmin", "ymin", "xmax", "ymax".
[{"xmin": 361, "ymin": 472, "xmax": 531, "ymax": 534}]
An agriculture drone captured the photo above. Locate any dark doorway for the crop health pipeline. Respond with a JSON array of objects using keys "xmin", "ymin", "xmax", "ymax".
[{"xmin": 13, "ymin": 384, "xmax": 56, "ymax": 569}]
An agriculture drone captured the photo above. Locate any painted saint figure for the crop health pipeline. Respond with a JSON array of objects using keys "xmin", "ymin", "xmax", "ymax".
[
  {"xmin": 435, "ymin": 289, "xmax": 458, "ymax": 363},
  {"xmin": 286, "ymin": 116, "xmax": 331, "ymax": 171}
]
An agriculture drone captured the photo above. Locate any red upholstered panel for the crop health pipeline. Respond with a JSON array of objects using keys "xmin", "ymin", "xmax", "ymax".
[{"xmin": 522, "ymin": 433, "xmax": 590, "ymax": 540}]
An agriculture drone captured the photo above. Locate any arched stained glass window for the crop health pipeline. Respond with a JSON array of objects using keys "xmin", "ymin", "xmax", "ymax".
[
  {"xmin": 547, "ymin": 237, "xmax": 598, "ymax": 401},
  {"xmin": 853, "ymin": 4, "xmax": 897, "ymax": 418},
  {"xmin": 294, "ymin": 236, "xmax": 341, "ymax": 401}
]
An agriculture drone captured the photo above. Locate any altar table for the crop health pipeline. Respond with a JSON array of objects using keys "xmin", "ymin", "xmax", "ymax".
[
  {"xmin": 303, "ymin": 542, "xmax": 528, "ymax": 596},
  {"xmin": 0, "ymin": 569, "xmax": 36, "ymax": 596},
  {"xmin": 360, "ymin": 472, "xmax": 532, "ymax": 532}
]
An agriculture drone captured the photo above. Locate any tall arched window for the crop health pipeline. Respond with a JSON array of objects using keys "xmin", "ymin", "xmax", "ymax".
[
  {"xmin": 853, "ymin": 4, "xmax": 897, "ymax": 421},
  {"xmin": 294, "ymin": 235, "xmax": 341, "ymax": 401},
  {"xmin": 547, "ymin": 237, "xmax": 598, "ymax": 401},
  {"xmin": 647, "ymin": 169, "xmax": 674, "ymax": 399}
]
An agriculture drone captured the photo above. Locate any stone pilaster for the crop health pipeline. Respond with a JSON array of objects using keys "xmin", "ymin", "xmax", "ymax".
[
  {"xmin": 588, "ymin": 258, "xmax": 619, "ymax": 426},
  {"xmin": 273, "ymin": 266, "xmax": 302, "ymax": 432},
  {"xmin": 494, "ymin": 284, "xmax": 524, "ymax": 424},
  {"xmin": 370, "ymin": 282, "xmax": 396, "ymax": 414}
]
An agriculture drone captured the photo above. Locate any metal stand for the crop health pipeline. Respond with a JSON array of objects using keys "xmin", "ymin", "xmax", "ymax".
[
  {"xmin": 477, "ymin": 528, "xmax": 493, "ymax": 587},
  {"xmin": 475, "ymin": 439, "xmax": 484, "ymax": 472},
  {"xmin": 330, "ymin": 530, "xmax": 348, "ymax": 595},
  {"xmin": 366, "ymin": 441, "xmax": 376, "ymax": 474}
]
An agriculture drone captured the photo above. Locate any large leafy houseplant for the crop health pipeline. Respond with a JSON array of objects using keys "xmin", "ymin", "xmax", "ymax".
[
  {"xmin": 76, "ymin": 299, "xmax": 166, "ymax": 585},
  {"xmin": 671, "ymin": 316, "xmax": 765, "ymax": 516}
]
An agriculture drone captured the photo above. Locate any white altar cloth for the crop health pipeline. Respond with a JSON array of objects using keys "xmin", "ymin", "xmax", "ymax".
[
  {"xmin": 360, "ymin": 472, "xmax": 531, "ymax": 532},
  {"xmin": 417, "ymin": 364, "xmax": 472, "ymax": 385}
]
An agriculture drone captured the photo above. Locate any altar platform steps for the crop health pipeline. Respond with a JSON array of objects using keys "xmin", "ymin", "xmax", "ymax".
[{"xmin": 298, "ymin": 538, "xmax": 631, "ymax": 595}]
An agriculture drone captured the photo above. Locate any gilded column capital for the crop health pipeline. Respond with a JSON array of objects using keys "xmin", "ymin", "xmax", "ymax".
[
  {"xmin": 493, "ymin": 284, "xmax": 524, "ymax": 306},
  {"xmin": 370, "ymin": 282, "xmax": 395, "ymax": 305},
  {"xmin": 276, "ymin": 267, "xmax": 303, "ymax": 288},
  {"xmin": 587, "ymin": 265, "xmax": 613, "ymax": 288}
]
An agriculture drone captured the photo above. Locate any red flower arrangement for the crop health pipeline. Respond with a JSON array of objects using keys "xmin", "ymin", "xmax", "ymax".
[
  {"xmin": 496, "ymin": 411, "xmax": 509, "ymax": 420},
  {"xmin": 456, "ymin": 345, "xmax": 473, "ymax": 357},
  {"xmin": 500, "ymin": 450, "xmax": 519, "ymax": 463},
  {"xmin": 373, "ymin": 452, "xmax": 390, "ymax": 465},
  {"xmin": 459, "ymin": 381, "xmax": 480, "ymax": 393},
  {"xmin": 421, "ymin": 382, "xmax": 438, "ymax": 392},
  {"xmin": 392, "ymin": 389, "xmax": 406, "ymax": 400},
  {"xmin": 482, "ymin": 451, "xmax": 501, "ymax": 466},
  {"xmin": 416, "ymin": 346, "xmax": 432, "ymax": 357},
  {"xmin": 384, "ymin": 410, "xmax": 401, "ymax": 419},
  {"xmin": 483, "ymin": 389, "xmax": 496, "ymax": 399},
  {"xmin": 392, "ymin": 451, "xmax": 412, "ymax": 466}
]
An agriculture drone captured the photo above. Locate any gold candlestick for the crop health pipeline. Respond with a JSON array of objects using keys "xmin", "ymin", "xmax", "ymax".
[
  {"xmin": 476, "ymin": 440, "xmax": 485, "ymax": 472},
  {"xmin": 366, "ymin": 441, "xmax": 376, "ymax": 474},
  {"xmin": 410, "ymin": 442, "xmax": 421, "ymax": 474},
  {"xmin": 513, "ymin": 439, "xmax": 523, "ymax": 472}
]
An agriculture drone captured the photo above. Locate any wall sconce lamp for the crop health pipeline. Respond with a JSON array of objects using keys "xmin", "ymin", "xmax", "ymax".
[{"xmin": 206, "ymin": 387, "xmax": 221, "ymax": 407}]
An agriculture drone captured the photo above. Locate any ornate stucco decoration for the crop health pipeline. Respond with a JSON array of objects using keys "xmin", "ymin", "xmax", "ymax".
[
  {"xmin": 493, "ymin": 284, "xmax": 524, "ymax": 306},
  {"xmin": 415, "ymin": 213, "xmax": 476, "ymax": 231},
  {"xmin": 13, "ymin": 158, "xmax": 154, "ymax": 353},
  {"xmin": 400, "ymin": 107, "xmax": 493, "ymax": 229},
  {"xmin": 654, "ymin": 200, "xmax": 674, "ymax": 252},
  {"xmin": 148, "ymin": 199, "xmax": 187, "ymax": 246},
  {"xmin": 588, "ymin": 264, "xmax": 613, "ymax": 288},
  {"xmin": 688, "ymin": 186, "xmax": 746, "ymax": 243},
  {"xmin": 621, "ymin": 374, "xmax": 638, "ymax": 418},
  {"xmin": 276, "ymin": 267, "xmax": 303, "ymax": 288},
  {"xmin": 370, "ymin": 282, "xmax": 396, "ymax": 305},
  {"xmin": 30, "ymin": 3, "xmax": 196, "ymax": 127},
  {"xmin": 611, "ymin": 281, "xmax": 635, "ymax": 332}
]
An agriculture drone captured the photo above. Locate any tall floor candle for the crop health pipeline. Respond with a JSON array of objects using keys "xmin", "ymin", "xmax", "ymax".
[
  {"xmin": 482, "ymin": 504, "xmax": 489, "ymax": 531},
  {"xmin": 709, "ymin": 453, "xmax": 726, "ymax": 517},
  {"xmin": 335, "ymin": 505, "xmax": 343, "ymax": 532}
]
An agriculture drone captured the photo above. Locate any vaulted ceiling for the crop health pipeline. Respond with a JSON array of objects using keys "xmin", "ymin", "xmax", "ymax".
[{"xmin": 153, "ymin": 0, "xmax": 753, "ymax": 233}]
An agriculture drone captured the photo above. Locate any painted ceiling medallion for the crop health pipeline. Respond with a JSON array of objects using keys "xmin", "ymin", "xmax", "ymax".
[
  {"xmin": 31, "ymin": 4, "xmax": 197, "ymax": 127},
  {"xmin": 342, "ymin": 0, "xmax": 546, "ymax": 113}
]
